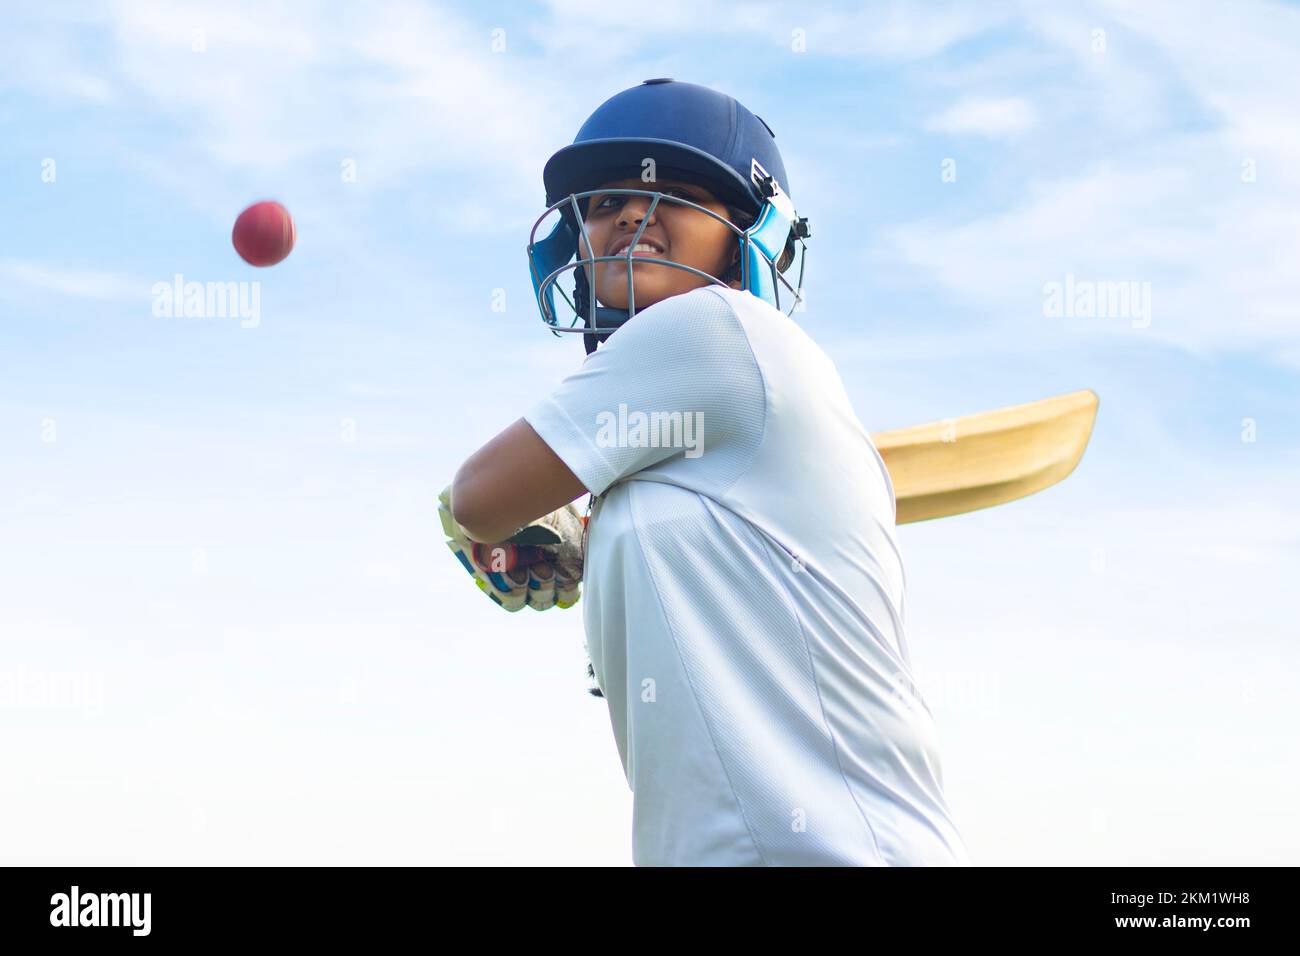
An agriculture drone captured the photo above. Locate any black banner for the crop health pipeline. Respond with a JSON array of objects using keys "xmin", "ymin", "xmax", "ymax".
[{"xmin": 0, "ymin": 866, "xmax": 1287, "ymax": 943}]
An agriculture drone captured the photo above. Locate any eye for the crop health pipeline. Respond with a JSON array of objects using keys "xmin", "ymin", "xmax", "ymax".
[{"xmin": 594, "ymin": 187, "xmax": 694, "ymax": 210}]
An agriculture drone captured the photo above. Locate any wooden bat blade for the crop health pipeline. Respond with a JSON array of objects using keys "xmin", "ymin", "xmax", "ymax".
[{"xmin": 870, "ymin": 389, "xmax": 1099, "ymax": 524}]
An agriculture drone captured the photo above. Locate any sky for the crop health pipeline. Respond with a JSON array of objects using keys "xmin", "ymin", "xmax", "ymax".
[{"xmin": 2, "ymin": 0, "xmax": 1297, "ymax": 865}]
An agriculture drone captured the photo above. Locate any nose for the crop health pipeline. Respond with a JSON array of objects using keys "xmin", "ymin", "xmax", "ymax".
[{"xmin": 617, "ymin": 194, "xmax": 657, "ymax": 226}]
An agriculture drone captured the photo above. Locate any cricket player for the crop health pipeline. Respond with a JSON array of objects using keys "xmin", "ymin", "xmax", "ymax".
[{"xmin": 442, "ymin": 80, "xmax": 971, "ymax": 866}]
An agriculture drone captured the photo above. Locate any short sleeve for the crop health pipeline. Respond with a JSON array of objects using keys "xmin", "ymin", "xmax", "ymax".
[{"xmin": 524, "ymin": 287, "xmax": 766, "ymax": 498}]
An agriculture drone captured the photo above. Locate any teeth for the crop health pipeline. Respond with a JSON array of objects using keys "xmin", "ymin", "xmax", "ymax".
[{"xmin": 618, "ymin": 243, "xmax": 660, "ymax": 254}]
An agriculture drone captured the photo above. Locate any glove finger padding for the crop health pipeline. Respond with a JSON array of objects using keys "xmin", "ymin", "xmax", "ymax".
[
  {"xmin": 497, "ymin": 567, "xmax": 530, "ymax": 611},
  {"xmin": 526, "ymin": 561, "xmax": 556, "ymax": 611},
  {"xmin": 509, "ymin": 502, "xmax": 585, "ymax": 587},
  {"xmin": 555, "ymin": 575, "xmax": 581, "ymax": 610}
]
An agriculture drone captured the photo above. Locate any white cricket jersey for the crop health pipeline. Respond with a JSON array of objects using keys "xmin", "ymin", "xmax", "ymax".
[{"xmin": 525, "ymin": 285, "xmax": 971, "ymax": 866}]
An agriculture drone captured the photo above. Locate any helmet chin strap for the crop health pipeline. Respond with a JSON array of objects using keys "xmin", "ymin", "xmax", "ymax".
[{"xmin": 583, "ymin": 305, "xmax": 633, "ymax": 354}]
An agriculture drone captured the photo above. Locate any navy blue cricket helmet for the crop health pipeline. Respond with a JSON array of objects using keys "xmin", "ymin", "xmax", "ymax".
[{"xmin": 527, "ymin": 79, "xmax": 810, "ymax": 353}]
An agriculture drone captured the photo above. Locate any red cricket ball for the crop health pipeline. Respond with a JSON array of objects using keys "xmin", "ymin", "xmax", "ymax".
[{"xmin": 232, "ymin": 200, "xmax": 296, "ymax": 267}]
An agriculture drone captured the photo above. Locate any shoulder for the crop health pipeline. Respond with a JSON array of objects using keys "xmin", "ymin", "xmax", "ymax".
[
  {"xmin": 623, "ymin": 284, "xmax": 744, "ymax": 333},
  {"xmin": 596, "ymin": 285, "xmax": 752, "ymax": 362},
  {"xmin": 702, "ymin": 286, "xmax": 827, "ymax": 367}
]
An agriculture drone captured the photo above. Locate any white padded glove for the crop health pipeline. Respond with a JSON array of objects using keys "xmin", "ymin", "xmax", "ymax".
[{"xmin": 437, "ymin": 485, "xmax": 584, "ymax": 612}]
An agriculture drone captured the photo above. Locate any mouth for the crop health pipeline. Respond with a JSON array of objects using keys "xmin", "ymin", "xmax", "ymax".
[{"xmin": 607, "ymin": 236, "xmax": 667, "ymax": 258}]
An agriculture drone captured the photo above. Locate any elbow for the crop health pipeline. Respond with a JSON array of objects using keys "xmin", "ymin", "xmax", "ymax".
[
  {"xmin": 450, "ymin": 467, "xmax": 508, "ymax": 543},
  {"xmin": 450, "ymin": 467, "xmax": 483, "ymax": 534}
]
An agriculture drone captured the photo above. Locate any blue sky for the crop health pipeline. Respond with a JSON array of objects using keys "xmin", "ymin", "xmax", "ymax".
[{"xmin": 2, "ymin": 0, "xmax": 1298, "ymax": 864}]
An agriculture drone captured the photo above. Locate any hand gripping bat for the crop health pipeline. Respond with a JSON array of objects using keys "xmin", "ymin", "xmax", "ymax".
[{"xmin": 437, "ymin": 485, "xmax": 584, "ymax": 612}]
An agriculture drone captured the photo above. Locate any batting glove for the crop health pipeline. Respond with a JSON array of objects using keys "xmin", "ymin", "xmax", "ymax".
[{"xmin": 437, "ymin": 485, "xmax": 585, "ymax": 612}]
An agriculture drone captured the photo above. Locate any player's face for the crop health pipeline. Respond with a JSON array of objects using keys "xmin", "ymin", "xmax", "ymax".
[{"xmin": 576, "ymin": 178, "xmax": 742, "ymax": 311}]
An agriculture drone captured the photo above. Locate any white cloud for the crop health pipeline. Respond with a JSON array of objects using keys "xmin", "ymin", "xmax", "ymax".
[
  {"xmin": 873, "ymin": 0, "xmax": 1300, "ymax": 355},
  {"xmin": 924, "ymin": 95, "xmax": 1035, "ymax": 137},
  {"xmin": 1099, "ymin": 0, "xmax": 1300, "ymax": 186},
  {"xmin": 0, "ymin": 7, "xmax": 117, "ymax": 102},
  {"xmin": 104, "ymin": 1, "xmax": 553, "ymax": 172},
  {"xmin": 0, "ymin": 258, "xmax": 143, "ymax": 301},
  {"xmin": 61, "ymin": 0, "xmax": 568, "ymax": 242},
  {"xmin": 812, "ymin": 1, "xmax": 1012, "ymax": 60},
  {"xmin": 533, "ymin": 0, "xmax": 1009, "ymax": 63},
  {"xmin": 877, "ymin": 156, "xmax": 1300, "ymax": 350}
]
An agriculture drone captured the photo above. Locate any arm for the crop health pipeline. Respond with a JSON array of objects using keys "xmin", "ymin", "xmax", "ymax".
[
  {"xmin": 451, "ymin": 418, "xmax": 589, "ymax": 544},
  {"xmin": 455, "ymin": 291, "xmax": 749, "ymax": 543}
]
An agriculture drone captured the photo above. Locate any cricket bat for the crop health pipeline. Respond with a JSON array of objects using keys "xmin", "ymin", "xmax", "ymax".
[{"xmin": 871, "ymin": 389, "xmax": 1099, "ymax": 524}]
